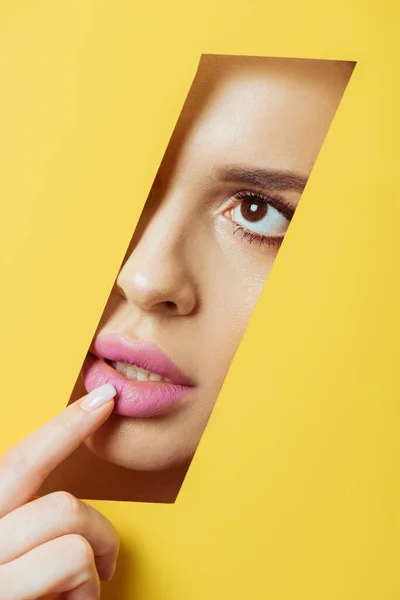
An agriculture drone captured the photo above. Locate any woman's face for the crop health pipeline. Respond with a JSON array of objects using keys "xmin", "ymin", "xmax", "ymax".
[{"xmin": 81, "ymin": 58, "xmax": 350, "ymax": 471}]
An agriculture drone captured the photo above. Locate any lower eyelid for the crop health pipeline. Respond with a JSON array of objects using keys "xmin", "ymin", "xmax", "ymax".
[{"xmin": 232, "ymin": 223, "xmax": 284, "ymax": 249}]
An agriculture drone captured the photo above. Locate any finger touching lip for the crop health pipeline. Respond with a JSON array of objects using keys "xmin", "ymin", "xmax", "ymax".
[
  {"xmin": 0, "ymin": 385, "xmax": 116, "ymax": 517},
  {"xmin": 82, "ymin": 355, "xmax": 194, "ymax": 418}
]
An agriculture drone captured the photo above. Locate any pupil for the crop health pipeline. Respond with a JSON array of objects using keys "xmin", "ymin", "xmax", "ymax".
[{"xmin": 240, "ymin": 198, "xmax": 268, "ymax": 223}]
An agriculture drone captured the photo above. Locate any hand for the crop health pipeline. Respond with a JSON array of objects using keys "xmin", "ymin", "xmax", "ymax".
[{"xmin": 0, "ymin": 383, "xmax": 120, "ymax": 599}]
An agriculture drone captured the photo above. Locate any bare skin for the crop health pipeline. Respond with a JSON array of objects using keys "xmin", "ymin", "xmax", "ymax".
[
  {"xmin": 0, "ymin": 56, "xmax": 354, "ymax": 596},
  {"xmin": 0, "ymin": 384, "xmax": 119, "ymax": 599},
  {"xmin": 40, "ymin": 57, "xmax": 354, "ymax": 503}
]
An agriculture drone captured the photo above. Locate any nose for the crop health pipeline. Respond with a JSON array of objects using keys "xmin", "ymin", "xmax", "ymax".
[{"xmin": 116, "ymin": 207, "xmax": 198, "ymax": 317}]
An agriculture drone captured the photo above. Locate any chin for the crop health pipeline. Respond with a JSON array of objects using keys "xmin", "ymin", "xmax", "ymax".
[{"xmin": 83, "ymin": 413, "xmax": 198, "ymax": 472}]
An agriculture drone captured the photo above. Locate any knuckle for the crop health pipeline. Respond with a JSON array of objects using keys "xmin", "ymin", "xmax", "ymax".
[
  {"xmin": 68, "ymin": 534, "xmax": 95, "ymax": 571},
  {"xmin": 50, "ymin": 491, "xmax": 86, "ymax": 525}
]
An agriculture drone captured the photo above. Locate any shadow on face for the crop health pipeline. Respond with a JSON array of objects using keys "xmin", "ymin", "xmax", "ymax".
[{"xmin": 39, "ymin": 55, "xmax": 355, "ymax": 502}]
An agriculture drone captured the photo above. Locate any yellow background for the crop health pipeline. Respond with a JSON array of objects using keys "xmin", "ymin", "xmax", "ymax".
[{"xmin": 0, "ymin": 0, "xmax": 399, "ymax": 597}]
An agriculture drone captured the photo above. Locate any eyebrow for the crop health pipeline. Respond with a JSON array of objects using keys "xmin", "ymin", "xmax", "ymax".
[{"xmin": 214, "ymin": 166, "xmax": 309, "ymax": 193}]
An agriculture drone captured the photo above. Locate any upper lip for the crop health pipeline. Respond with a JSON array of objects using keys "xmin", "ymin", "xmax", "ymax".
[{"xmin": 90, "ymin": 333, "xmax": 194, "ymax": 386}]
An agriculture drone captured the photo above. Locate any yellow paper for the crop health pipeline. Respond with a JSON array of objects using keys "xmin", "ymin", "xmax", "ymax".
[{"xmin": 0, "ymin": 1, "xmax": 398, "ymax": 598}]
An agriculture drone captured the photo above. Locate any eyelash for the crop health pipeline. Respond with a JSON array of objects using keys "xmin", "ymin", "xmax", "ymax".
[
  {"xmin": 232, "ymin": 223, "xmax": 282, "ymax": 249},
  {"xmin": 229, "ymin": 190, "xmax": 294, "ymax": 248}
]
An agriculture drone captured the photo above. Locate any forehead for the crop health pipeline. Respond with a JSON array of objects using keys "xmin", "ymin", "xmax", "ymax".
[{"xmin": 165, "ymin": 57, "xmax": 349, "ymax": 178}]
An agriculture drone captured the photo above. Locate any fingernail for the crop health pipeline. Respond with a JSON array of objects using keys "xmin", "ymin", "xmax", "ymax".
[{"xmin": 80, "ymin": 384, "xmax": 117, "ymax": 411}]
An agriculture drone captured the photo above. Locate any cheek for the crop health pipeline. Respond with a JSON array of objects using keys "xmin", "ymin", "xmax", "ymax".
[
  {"xmin": 198, "ymin": 238, "xmax": 275, "ymax": 380},
  {"xmin": 219, "ymin": 260, "xmax": 271, "ymax": 338},
  {"xmin": 215, "ymin": 224, "xmax": 276, "ymax": 316}
]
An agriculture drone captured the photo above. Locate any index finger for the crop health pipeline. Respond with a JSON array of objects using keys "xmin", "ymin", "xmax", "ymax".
[{"xmin": 0, "ymin": 383, "xmax": 116, "ymax": 518}]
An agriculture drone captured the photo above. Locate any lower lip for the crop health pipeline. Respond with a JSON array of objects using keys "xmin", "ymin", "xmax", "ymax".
[{"xmin": 82, "ymin": 354, "xmax": 193, "ymax": 418}]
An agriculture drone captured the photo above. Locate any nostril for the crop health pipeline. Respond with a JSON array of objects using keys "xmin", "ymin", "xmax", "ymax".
[{"xmin": 164, "ymin": 301, "xmax": 176, "ymax": 310}]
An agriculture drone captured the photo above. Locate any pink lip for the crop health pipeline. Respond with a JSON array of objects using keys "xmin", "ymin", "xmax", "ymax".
[{"xmin": 82, "ymin": 334, "xmax": 194, "ymax": 418}]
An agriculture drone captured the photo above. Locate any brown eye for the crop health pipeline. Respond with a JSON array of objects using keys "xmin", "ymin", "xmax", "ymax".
[
  {"xmin": 240, "ymin": 198, "xmax": 268, "ymax": 222},
  {"xmin": 229, "ymin": 193, "xmax": 289, "ymax": 236}
]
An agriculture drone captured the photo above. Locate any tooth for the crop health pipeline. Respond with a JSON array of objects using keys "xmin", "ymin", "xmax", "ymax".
[
  {"xmin": 126, "ymin": 365, "xmax": 136, "ymax": 379},
  {"xmin": 149, "ymin": 373, "xmax": 162, "ymax": 382},
  {"xmin": 136, "ymin": 367, "xmax": 147, "ymax": 381},
  {"xmin": 113, "ymin": 361, "xmax": 167, "ymax": 383}
]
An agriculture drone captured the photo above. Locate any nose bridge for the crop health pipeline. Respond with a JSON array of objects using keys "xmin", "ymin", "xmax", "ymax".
[
  {"xmin": 132, "ymin": 188, "xmax": 189, "ymax": 269},
  {"xmin": 116, "ymin": 188, "xmax": 197, "ymax": 315}
]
